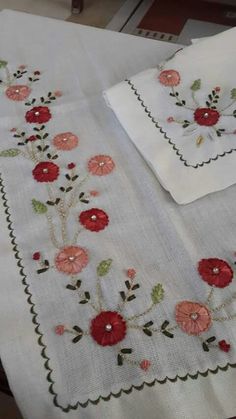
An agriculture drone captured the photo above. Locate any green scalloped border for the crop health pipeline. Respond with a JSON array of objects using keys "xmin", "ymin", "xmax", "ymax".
[{"xmin": 1, "ymin": 173, "xmax": 236, "ymax": 413}]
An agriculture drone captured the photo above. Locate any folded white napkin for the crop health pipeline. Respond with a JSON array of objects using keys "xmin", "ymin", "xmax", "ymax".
[{"xmin": 105, "ymin": 27, "xmax": 236, "ymax": 204}]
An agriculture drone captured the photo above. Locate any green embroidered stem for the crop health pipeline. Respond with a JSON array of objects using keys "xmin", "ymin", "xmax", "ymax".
[
  {"xmin": 171, "ymin": 87, "xmax": 194, "ymax": 110},
  {"xmin": 78, "ymin": 291, "xmax": 99, "ymax": 312},
  {"xmin": 45, "ymin": 213, "xmax": 61, "ymax": 249},
  {"xmin": 211, "ymin": 292, "xmax": 236, "ymax": 313},
  {"xmin": 191, "ymin": 91, "xmax": 199, "ymax": 107},
  {"xmin": 205, "ymin": 287, "xmax": 214, "ymax": 307},
  {"xmin": 213, "ymin": 313, "xmax": 236, "ymax": 322},
  {"xmin": 68, "ymin": 174, "xmax": 90, "ymax": 208},
  {"xmin": 30, "ymin": 141, "xmax": 40, "ymax": 163},
  {"xmin": 72, "ymin": 226, "xmax": 83, "ymax": 245},
  {"xmin": 127, "ymin": 303, "xmax": 155, "ymax": 322},
  {"xmin": 96, "ymin": 277, "xmax": 104, "ymax": 311},
  {"xmin": 219, "ymin": 100, "xmax": 236, "ymax": 113}
]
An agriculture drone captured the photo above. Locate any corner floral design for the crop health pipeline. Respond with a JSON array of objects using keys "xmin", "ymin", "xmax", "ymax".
[
  {"xmin": 0, "ymin": 59, "xmax": 115, "ymax": 278},
  {"xmin": 55, "ymin": 260, "xmax": 176, "ymax": 370},
  {"xmin": 159, "ymin": 69, "xmax": 236, "ymax": 147},
  {"xmin": 0, "ymin": 60, "xmax": 40, "ymax": 100},
  {"xmin": 175, "ymin": 257, "xmax": 236, "ymax": 352}
]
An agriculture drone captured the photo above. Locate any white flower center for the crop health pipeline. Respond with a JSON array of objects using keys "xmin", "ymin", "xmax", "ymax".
[
  {"xmin": 204, "ymin": 112, "xmax": 209, "ymax": 118},
  {"xmin": 99, "ymin": 161, "xmax": 105, "ymax": 166},
  {"xmin": 167, "ymin": 74, "xmax": 172, "ymax": 78},
  {"xmin": 42, "ymin": 168, "xmax": 48, "ymax": 173},
  {"xmin": 91, "ymin": 215, "xmax": 97, "ymax": 221},
  {"xmin": 68, "ymin": 256, "xmax": 75, "ymax": 261},
  {"xmin": 212, "ymin": 267, "xmax": 220, "ymax": 274},
  {"xmin": 105, "ymin": 324, "xmax": 112, "ymax": 332},
  {"xmin": 190, "ymin": 312, "xmax": 199, "ymax": 321},
  {"xmin": 15, "ymin": 89, "xmax": 20, "ymax": 93},
  {"xmin": 35, "ymin": 111, "xmax": 40, "ymax": 116}
]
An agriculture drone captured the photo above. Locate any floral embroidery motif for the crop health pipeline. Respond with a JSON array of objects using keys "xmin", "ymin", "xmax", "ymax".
[
  {"xmin": 88, "ymin": 155, "xmax": 115, "ymax": 176},
  {"xmin": 53, "ymin": 132, "xmax": 79, "ymax": 151},
  {"xmin": 79, "ymin": 208, "xmax": 109, "ymax": 232},
  {"xmin": 55, "ymin": 261, "xmax": 173, "ymax": 370},
  {"xmin": 159, "ymin": 69, "xmax": 236, "ymax": 147},
  {"xmin": 0, "ymin": 60, "xmax": 115, "ymax": 279},
  {"xmin": 175, "ymin": 258, "xmax": 236, "ymax": 352},
  {"xmin": 0, "ymin": 60, "xmax": 40, "ymax": 100},
  {"xmin": 55, "ymin": 246, "xmax": 89, "ymax": 275}
]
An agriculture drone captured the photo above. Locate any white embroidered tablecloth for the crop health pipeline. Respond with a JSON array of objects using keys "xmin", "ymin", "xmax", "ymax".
[{"xmin": 0, "ymin": 9, "xmax": 236, "ymax": 419}]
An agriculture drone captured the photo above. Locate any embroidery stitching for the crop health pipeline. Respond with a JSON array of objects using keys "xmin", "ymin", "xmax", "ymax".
[{"xmin": 126, "ymin": 79, "xmax": 236, "ymax": 168}]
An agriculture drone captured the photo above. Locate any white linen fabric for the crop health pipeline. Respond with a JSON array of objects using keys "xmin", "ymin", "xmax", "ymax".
[
  {"xmin": 0, "ymin": 10, "xmax": 236, "ymax": 419},
  {"xmin": 105, "ymin": 27, "xmax": 236, "ymax": 204}
]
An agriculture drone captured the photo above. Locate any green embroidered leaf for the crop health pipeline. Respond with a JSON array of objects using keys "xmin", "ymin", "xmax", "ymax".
[
  {"xmin": 202, "ymin": 342, "xmax": 209, "ymax": 352},
  {"xmin": 32, "ymin": 199, "xmax": 48, "ymax": 214},
  {"xmin": 162, "ymin": 330, "xmax": 174, "ymax": 338},
  {"xmin": 127, "ymin": 294, "xmax": 136, "ymax": 302},
  {"xmin": 143, "ymin": 328, "xmax": 152, "ymax": 337},
  {"xmin": 73, "ymin": 325, "xmax": 83, "ymax": 334},
  {"xmin": 120, "ymin": 291, "xmax": 126, "ymax": 301},
  {"xmin": 161, "ymin": 320, "xmax": 169, "ymax": 330},
  {"xmin": 117, "ymin": 354, "xmax": 123, "ymax": 366},
  {"xmin": 72, "ymin": 334, "xmax": 83, "ymax": 343},
  {"xmin": 97, "ymin": 259, "xmax": 112, "ymax": 276},
  {"xmin": 0, "ymin": 148, "xmax": 21, "ymax": 157},
  {"xmin": 144, "ymin": 321, "xmax": 153, "ymax": 328},
  {"xmin": 120, "ymin": 348, "xmax": 132, "ymax": 354},
  {"xmin": 151, "ymin": 284, "xmax": 164, "ymax": 304},
  {"xmin": 0, "ymin": 59, "xmax": 8, "ymax": 68},
  {"xmin": 231, "ymin": 88, "xmax": 236, "ymax": 99},
  {"xmin": 132, "ymin": 284, "xmax": 140, "ymax": 290},
  {"xmin": 76, "ymin": 280, "xmax": 82, "ymax": 288},
  {"xmin": 206, "ymin": 336, "xmax": 216, "ymax": 343},
  {"xmin": 191, "ymin": 79, "xmax": 201, "ymax": 91},
  {"xmin": 37, "ymin": 268, "xmax": 48, "ymax": 274},
  {"xmin": 66, "ymin": 284, "xmax": 77, "ymax": 291},
  {"xmin": 84, "ymin": 291, "xmax": 90, "ymax": 300},
  {"xmin": 125, "ymin": 280, "xmax": 131, "ymax": 289}
]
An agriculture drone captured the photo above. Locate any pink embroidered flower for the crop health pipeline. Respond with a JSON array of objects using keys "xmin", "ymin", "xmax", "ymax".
[
  {"xmin": 53, "ymin": 132, "xmax": 79, "ymax": 150},
  {"xmin": 175, "ymin": 301, "xmax": 212, "ymax": 335},
  {"xmin": 90, "ymin": 190, "xmax": 99, "ymax": 197},
  {"xmin": 167, "ymin": 117, "xmax": 174, "ymax": 123},
  {"xmin": 90, "ymin": 311, "xmax": 127, "ymax": 346},
  {"xmin": 19, "ymin": 65, "xmax": 26, "ymax": 70},
  {"xmin": 140, "ymin": 359, "xmax": 151, "ymax": 371},
  {"xmin": 198, "ymin": 258, "xmax": 233, "ymax": 288},
  {"xmin": 10, "ymin": 128, "xmax": 17, "ymax": 132},
  {"xmin": 67, "ymin": 162, "xmax": 76, "ymax": 170},
  {"xmin": 32, "ymin": 162, "xmax": 59, "ymax": 183},
  {"xmin": 88, "ymin": 155, "xmax": 115, "ymax": 176},
  {"xmin": 54, "ymin": 90, "xmax": 62, "ymax": 97},
  {"xmin": 25, "ymin": 106, "xmax": 51, "ymax": 124},
  {"xmin": 32, "ymin": 252, "xmax": 41, "ymax": 261},
  {"xmin": 127, "ymin": 268, "xmax": 136, "ymax": 279},
  {"xmin": 194, "ymin": 108, "xmax": 220, "ymax": 126},
  {"xmin": 215, "ymin": 86, "xmax": 221, "ymax": 92},
  {"xmin": 55, "ymin": 246, "xmax": 88, "ymax": 275},
  {"xmin": 79, "ymin": 208, "xmax": 109, "ymax": 232},
  {"xmin": 5, "ymin": 85, "xmax": 31, "ymax": 101},
  {"xmin": 158, "ymin": 70, "xmax": 180, "ymax": 86},
  {"xmin": 34, "ymin": 70, "xmax": 41, "ymax": 75},
  {"xmin": 55, "ymin": 325, "xmax": 66, "ymax": 335},
  {"xmin": 218, "ymin": 340, "xmax": 231, "ymax": 352}
]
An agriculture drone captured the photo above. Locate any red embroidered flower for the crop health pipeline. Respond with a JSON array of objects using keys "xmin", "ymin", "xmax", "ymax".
[
  {"xmin": 198, "ymin": 258, "xmax": 233, "ymax": 288},
  {"xmin": 33, "ymin": 252, "xmax": 40, "ymax": 260},
  {"xmin": 55, "ymin": 245, "xmax": 88, "ymax": 275},
  {"xmin": 27, "ymin": 135, "xmax": 37, "ymax": 142},
  {"xmin": 25, "ymin": 106, "xmax": 51, "ymax": 124},
  {"xmin": 158, "ymin": 70, "xmax": 180, "ymax": 86},
  {"xmin": 140, "ymin": 359, "xmax": 151, "ymax": 371},
  {"xmin": 53, "ymin": 132, "xmax": 79, "ymax": 150},
  {"xmin": 55, "ymin": 325, "xmax": 66, "ymax": 335},
  {"xmin": 90, "ymin": 311, "xmax": 127, "ymax": 346},
  {"xmin": 34, "ymin": 70, "xmax": 41, "ymax": 75},
  {"xmin": 67, "ymin": 162, "xmax": 76, "ymax": 170},
  {"xmin": 32, "ymin": 162, "xmax": 59, "ymax": 182},
  {"xmin": 167, "ymin": 116, "xmax": 174, "ymax": 123},
  {"xmin": 175, "ymin": 301, "xmax": 212, "ymax": 335},
  {"xmin": 5, "ymin": 85, "xmax": 31, "ymax": 101},
  {"xmin": 79, "ymin": 208, "xmax": 109, "ymax": 232},
  {"xmin": 88, "ymin": 155, "xmax": 115, "ymax": 176},
  {"xmin": 194, "ymin": 108, "xmax": 220, "ymax": 126},
  {"xmin": 215, "ymin": 86, "xmax": 221, "ymax": 92},
  {"xmin": 218, "ymin": 340, "xmax": 231, "ymax": 352},
  {"xmin": 127, "ymin": 268, "xmax": 136, "ymax": 279}
]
